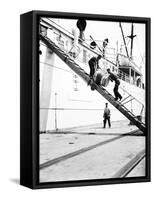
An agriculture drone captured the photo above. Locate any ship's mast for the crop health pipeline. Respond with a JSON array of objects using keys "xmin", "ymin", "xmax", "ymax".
[
  {"xmin": 119, "ymin": 22, "xmax": 129, "ymax": 58},
  {"xmin": 119, "ymin": 22, "xmax": 137, "ymax": 59},
  {"xmin": 127, "ymin": 23, "xmax": 136, "ymax": 59}
]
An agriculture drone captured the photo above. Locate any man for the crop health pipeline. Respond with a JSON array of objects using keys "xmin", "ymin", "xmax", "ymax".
[
  {"xmin": 102, "ymin": 38, "xmax": 109, "ymax": 58},
  {"xmin": 88, "ymin": 55, "xmax": 102, "ymax": 80},
  {"xmin": 103, "ymin": 103, "xmax": 111, "ymax": 128},
  {"xmin": 107, "ymin": 68, "xmax": 122, "ymax": 101}
]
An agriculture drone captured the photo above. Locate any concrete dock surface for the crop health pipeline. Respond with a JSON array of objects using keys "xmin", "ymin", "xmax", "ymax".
[{"xmin": 40, "ymin": 120, "xmax": 145, "ymax": 182}]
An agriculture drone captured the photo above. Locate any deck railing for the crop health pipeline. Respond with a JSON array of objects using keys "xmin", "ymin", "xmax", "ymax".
[{"xmin": 118, "ymin": 69, "xmax": 130, "ymax": 83}]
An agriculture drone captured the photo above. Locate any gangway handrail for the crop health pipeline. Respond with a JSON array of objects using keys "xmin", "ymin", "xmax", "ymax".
[
  {"xmin": 119, "ymin": 84, "xmax": 145, "ymax": 118},
  {"xmin": 119, "ymin": 86, "xmax": 145, "ymax": 117},
  {"xmin": 119, "ymin": 86, "xmax": 144, "ymax": 108},
  {"xmin": 40, "ymin": 20, "xmax": 143, "ymax": 90},
  {"xmin": 40, "ymin": 20, "xmax": 117, "ymax": 66}
]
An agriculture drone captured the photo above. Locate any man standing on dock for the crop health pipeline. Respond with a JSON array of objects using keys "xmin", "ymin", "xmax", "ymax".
[
  {"xmin": 107, "ymin": 68, "xmax": 122, "ymax": 101},
  {"xmin": 103, "ymin": 103, "xmax": 111, "ymax": 128}
]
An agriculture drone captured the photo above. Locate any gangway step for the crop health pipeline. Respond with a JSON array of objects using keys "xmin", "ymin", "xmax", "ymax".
[{"xmin": 40, "ymin": 34, "xmax": 146, "ymax": 133}]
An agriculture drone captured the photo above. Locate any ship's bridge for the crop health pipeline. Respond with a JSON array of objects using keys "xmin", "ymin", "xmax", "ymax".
[{"xmin": 117, "ymin": 53, "xmax": 143, "ymax": 88}]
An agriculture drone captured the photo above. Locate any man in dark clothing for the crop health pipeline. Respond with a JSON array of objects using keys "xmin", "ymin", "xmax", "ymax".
[
  {"xmin": 103, "ymin": 103, "xmax": 111, "ymax": 128},
  {"xmin": 88, "ymin": 55, "xmax": 102, "ymax": 79},
  {"xmin": 107, "ymin": 68, "xmax": 122, "ymax": 101}
]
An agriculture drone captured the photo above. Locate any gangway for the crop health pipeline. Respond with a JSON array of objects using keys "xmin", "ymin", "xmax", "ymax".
[{"xmin": 40, "ymin": 34, "xmax": 146, "ymax": 133}]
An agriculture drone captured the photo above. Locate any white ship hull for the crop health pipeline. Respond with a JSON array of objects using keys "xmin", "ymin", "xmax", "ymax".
[{"xmin": 40, "ymin": 48, "xmax": 145, "ymax": 131}]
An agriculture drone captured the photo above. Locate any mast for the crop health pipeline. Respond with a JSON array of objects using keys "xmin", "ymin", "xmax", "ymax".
[
  {"xmin": 119, "ymin": 22, "xmax": 129, "ymax": 58},
  {"xmin": 127, "ymin": 23, "xmax": 136, "ymax": 59}
]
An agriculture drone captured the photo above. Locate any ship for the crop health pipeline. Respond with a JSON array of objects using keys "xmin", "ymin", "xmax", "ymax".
[{"xmin": 39, "ymin": 17, "xmax": 145, "ymax": 132}]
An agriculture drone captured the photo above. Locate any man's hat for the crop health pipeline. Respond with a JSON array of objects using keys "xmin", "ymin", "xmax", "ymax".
[
  {"xmin": 104, "ymin": 38, "xmax": 109, "ymax": 43},
  {"xmin": 90, "ymin": 41, "xmax": 96, "ymax": 49}
]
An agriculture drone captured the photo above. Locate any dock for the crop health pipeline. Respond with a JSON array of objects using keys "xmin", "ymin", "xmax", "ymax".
[{"xmin": 40, "ymin": 120, "xmax": 145, "ymax": 182}]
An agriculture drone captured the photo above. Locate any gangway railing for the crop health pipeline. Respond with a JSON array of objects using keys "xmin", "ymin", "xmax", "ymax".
[
  {"xmin": 119, "ymin": 86, "xmax": 145, "ymax": 117},
  {"xmin": 40, "ymin": 22, "xmax": 143, "ymax": 89},
  {"xmin": 40, "ymin": 34, "xmax": 146, "ymax": 133}
]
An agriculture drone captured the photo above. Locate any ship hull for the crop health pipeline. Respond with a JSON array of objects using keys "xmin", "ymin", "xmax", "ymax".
[{"xmin": 39, "ymin": 49, "xmax": 145, "ymax": 132}]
